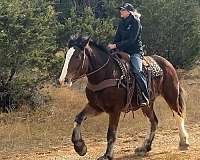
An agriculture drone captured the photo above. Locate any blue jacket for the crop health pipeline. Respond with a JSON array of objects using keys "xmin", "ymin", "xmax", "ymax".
[{"xmin": 114, "ymin": 14, "xmax": 143, "ymax": 55}]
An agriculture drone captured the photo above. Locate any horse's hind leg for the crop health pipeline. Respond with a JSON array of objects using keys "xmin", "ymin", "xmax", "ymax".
[
  {"xmin": 72, "ymin": 103, "xmax": 102, "ymax": 156},
  {"xmin": 173, "ymin": 86, "xmax": 189, "ymax": 150},
  {"xmin": 135, "ymin": 102, "xmax": 158, "ymax": 156},
  {"xmin": 173, "ymin": 109, "xmax": 189, "ymax": 150},
  {"xmin": 163, "ymin": 84, "xmax": 189, "ymax": 150}
]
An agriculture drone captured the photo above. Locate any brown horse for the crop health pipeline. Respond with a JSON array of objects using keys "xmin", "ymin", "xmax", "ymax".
[{"xmin": 59, "ymin": 36, "xmax": 189, "ymax": 160}]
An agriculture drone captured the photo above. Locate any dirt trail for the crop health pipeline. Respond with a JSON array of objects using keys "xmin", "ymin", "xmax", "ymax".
[
  {"xmin": 1, "ymin": 70, "xmax": 200, "ymax": 160},
  {"xmin": 2, "ymin": 121, "xmax": 200, "ymax": 160}
]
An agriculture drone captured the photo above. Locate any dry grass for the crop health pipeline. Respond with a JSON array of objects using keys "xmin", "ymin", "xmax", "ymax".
[
  {"xmin": 0, "ymin": 68, "xmax": 200, "ymax": 159},
  {"xmin": 0, "ymin": 86, "xmax": 86, "ymax": 154}
]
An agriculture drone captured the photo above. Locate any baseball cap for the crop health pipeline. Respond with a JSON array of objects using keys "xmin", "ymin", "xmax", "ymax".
[{"xmin": 119, "ymin": 3, "xmax": 134, "ymax": 12}]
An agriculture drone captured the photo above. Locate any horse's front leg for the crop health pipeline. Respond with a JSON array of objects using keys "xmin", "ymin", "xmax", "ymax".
[
  {"xmin": 72, "ymin": 104, "xmax": 102, "ymax": 156},
  {"xmin": 98, "ymin": 111, "xmax": 121, "ymax": 160}
]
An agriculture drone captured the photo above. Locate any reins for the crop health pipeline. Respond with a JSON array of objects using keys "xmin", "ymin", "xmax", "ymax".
[
  {"xmin": 86, "ymin": 56, "xmax": 110, "ymax": 77},
  {"xmin": 72, "ymin": 47, "xmax": 111, "ymax": 82}
]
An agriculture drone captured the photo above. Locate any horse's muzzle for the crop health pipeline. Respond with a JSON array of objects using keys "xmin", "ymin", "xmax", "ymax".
[
  {"xmin": 65, "ymin": 79, "xmax": 73, "ymax": 87},
  {"xmin": 59, "ymin": 77, "xmax": 73, "ymax": 87},
  {"xmin": 59, "ymin": 79, "xmax": 65, "ymax": 86}
]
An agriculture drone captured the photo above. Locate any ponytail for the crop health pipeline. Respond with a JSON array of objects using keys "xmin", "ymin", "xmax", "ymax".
[{"xmin": 130, "ymin": 10, "xmax": 141, "ymax": 19}]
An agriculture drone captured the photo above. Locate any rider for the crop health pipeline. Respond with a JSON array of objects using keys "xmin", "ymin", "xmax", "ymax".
[{"xmin": 107, "ymin": 3, "xmax": 149, "ymax": 106}]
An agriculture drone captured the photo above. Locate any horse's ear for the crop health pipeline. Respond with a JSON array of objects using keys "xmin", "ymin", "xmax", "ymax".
[
  {"xmin": 82, "ymin": 36, "xmax": 91, "ymax": 48},
  {"xmin": 85, "ymin": 36, "xmax": 91, "ymax": 48},
  {"xmin": 68, "ymin": 35, "xmax": 77, "ymax": 48}
]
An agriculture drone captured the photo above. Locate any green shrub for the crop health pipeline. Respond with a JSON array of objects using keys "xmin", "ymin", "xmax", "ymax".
[{"xmin": 0, "ymin": 0, "xmax": 58, "ymax": 111}]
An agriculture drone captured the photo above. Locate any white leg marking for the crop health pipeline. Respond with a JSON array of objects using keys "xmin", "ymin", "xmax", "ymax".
[
  {"xmin": 59, "ymin": 47, "xmax": 75, "ymax": 82},
  {"xmin": 74, "ymin": 122, "xmax": 78, "ymax": 129},
  {"xmin": 173, "ymin": 111, "xmax": 189, "ymax": 144}
]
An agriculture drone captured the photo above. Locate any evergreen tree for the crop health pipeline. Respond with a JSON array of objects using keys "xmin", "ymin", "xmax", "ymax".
[
  {"xmin": 0, "ymin": 0, "xmax": 58, "ymax": 111},
  {"xmin": 141, "ymin": 0, "xmax": 200, "ymax": 66}
]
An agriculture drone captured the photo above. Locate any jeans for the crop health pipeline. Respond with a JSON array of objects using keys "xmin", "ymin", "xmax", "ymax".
[
  {"xmin": 131, "ymin": 54, "xmax": 143, "ymax": 73},
  {"xmin": 130, "ymin": 54, "xmax": 149, "ymax": 100}
]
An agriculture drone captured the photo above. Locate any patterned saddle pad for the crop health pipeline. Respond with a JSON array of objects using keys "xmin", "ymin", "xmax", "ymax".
[
  {"xmin": 142, "ymin": 56, "xmax": 163, "ymax": 78},
  {"xmin": 116, "ymin": 52, "xmax": 163, "ymax": 78}
]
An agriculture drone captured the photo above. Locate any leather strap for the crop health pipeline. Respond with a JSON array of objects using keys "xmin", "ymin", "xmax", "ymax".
[{"xmin": 86, "ymin": 79, "xmax": 120, "ymax": 92}]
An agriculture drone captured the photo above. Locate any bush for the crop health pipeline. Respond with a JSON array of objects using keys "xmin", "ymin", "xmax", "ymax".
[
  {"xmin": 57, "ymin": 7, "xmax": 115, "ymax": 47},
  {"xmin": 140, "ymin": 0, "xmax": 200, "ymax": 67},
  {"xmin": 56, "ymin": 0, "xmax": 200, "ymax": 67},
  {"xmin": 0, "ymin": 0, "xmax": 58, "ymax": 111}
]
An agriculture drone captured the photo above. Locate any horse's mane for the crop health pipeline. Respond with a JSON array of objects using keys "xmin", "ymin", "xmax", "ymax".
[
  {"xmin": 68, "ymin": 35, "xmax": 109, "ymax": 54},
  {"xmin": 89, "ymin": 40, "xmax": 109, "ymax": 54}
]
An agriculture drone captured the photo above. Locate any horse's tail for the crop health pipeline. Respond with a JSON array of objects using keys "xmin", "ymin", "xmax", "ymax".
[{"xmin": 178, "ymin": 84, "xmax": 187, "ymax": 118}]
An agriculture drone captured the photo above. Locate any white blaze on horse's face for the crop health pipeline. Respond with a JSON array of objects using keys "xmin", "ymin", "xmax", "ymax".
[{"xmin": 59, "ymin": 47, "xmax": 75, "ymax": 86}]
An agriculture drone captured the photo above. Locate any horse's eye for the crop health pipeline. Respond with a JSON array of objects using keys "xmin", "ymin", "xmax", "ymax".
[{"xmin": 75, "ymin": 54, "xmax": 81, "ymax": 59}]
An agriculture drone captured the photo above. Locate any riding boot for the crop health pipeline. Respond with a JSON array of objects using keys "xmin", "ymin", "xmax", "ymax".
[{"xmin": 134, "ymin": 72, "xmax": 149, "ymax": 106}]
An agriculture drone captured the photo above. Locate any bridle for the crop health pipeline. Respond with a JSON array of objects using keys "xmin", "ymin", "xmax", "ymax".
[{"xmin": 67, "ymin": 46, "xmax": 111, "ymax": 82}]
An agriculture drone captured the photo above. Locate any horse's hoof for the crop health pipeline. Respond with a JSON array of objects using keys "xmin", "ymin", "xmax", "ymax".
[
  {"xmin": 97, "ymin": 155, "xmax": 113, "ymax": 160},
  {"xmin": 74, "ymin": 140, "xmax": 87, "ymax": 156},
  {"xmin": 134, "ymin": 147, "xmax": 148, "ymax": 156},
  {"xmin": 179, "ymin": 143, "xmax": 190, "ymax": 151}
]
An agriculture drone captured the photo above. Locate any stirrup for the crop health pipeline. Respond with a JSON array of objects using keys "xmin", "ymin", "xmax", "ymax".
[
  {"xmin": 139, "ymin": 93, "xmax": 149, "ymax": 107},
  {"xmin": 140, "ymin": 100, "xmax": 149, "ymax": 107}
]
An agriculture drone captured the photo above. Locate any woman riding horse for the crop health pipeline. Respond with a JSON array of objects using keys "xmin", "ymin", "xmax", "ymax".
[
  {"xmin": 59, "ymin": 35, "xmax": 189, "ymax": 160},
  {"xmin": 108, "ymin": 3, "xmax": 149, "ymax": 107}
]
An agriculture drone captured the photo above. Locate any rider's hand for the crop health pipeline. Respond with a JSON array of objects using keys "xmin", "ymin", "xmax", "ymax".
[{"xmin": 107, "ymin": 43, "xmax": 117, "ymax": 50}]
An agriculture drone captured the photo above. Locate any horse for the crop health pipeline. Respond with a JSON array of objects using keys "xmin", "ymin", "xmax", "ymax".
[{"xmin": 59, "ymin": 35, "xmax": 189, "ymax": 160}]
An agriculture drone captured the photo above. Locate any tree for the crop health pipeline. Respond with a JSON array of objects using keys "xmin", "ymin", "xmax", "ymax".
[
  {"xmin": 0, "ymin": 0, "xmax": 58, "ymax": 111},
  {"xmin": 57, "ymin": 7, "xmax": 115, "ymax": 47},
  {"xmin": 141, "ymin": 0, "xmax": 200, "ymax": 66},
  {"xmin": 56, "ymin": 0, "xmax": 200, "ymax": 67}
]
